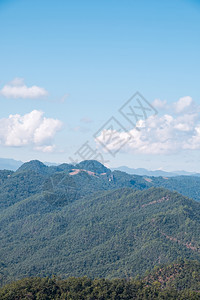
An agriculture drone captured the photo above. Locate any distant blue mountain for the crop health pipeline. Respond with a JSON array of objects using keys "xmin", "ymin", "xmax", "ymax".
[
  {"xmin": 0, "ymin": 158, "xmax": 59, "ymax": 171},
  {"xmin": 0, "ymin": 158, "xmax": 23, "ymax": 171},
  {"xmin": 112, "ymin": 166, "xmax": 199, "ymax": 177}
]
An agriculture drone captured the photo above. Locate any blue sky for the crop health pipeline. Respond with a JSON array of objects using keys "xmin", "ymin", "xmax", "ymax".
[{"xmin": 0, "ymin": 0, "xmax": 200, "ymax": 171}]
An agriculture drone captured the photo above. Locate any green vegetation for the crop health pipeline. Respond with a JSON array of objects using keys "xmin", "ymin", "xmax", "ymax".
[
  {"xmin": 0, "ymin": 261, "xmax": 199, "ymax": 299},
  {"xmin": 0, "ymin": 184, "xmax": 200, "ymax": 285},
  {"xmin": 143, "ymin": 259, "xmax": 200, "ymax": 290},
  {"xmin": 0, "ymin": 160, "xmax": 199, "ymax": 294}
]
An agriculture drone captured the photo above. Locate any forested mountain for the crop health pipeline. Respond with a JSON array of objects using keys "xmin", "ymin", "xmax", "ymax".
[
  {"xmin": 0, "ymin": 159, "xmax": 199, "ymax": 292},
  {"xmin": 0, "ymin": 179, "xmax": 200, "ymax": 284},
  {"xmin": 1, "ymin": 159, "xmax": 200, "ymax": 209}
]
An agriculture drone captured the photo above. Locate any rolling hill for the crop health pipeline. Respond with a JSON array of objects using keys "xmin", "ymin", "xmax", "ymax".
[{"xmin": 0, "ymin": 181, "xmax": 199, "ymax": 285}]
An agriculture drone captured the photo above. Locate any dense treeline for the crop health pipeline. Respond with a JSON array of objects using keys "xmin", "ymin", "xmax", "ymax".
[
  {"xmin": 1, "ymin": 260, "xmax": 199, "ymax": 299},
  {"xmin": 0, "ymin": 275, "xmax": 199, "ymax": 300}
]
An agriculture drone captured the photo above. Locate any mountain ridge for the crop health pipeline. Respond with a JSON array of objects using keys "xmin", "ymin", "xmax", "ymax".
[
  {"xmin": 0, "ymin": 159, "xmax": 200, "ymax": 286},
  {"xmin": 0, "ymin": 159, "xmax": 200, "ymax": 206},
  {"xmin": 1, "ymin": 157, "xmax": 200, "ymax": 177},
  {"xmin": 0, "ymin": 184, "xmax": 199, "ymax": 285}
]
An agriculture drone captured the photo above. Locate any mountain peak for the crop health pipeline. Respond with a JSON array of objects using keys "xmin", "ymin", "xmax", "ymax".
[
  {"xmin": 76, "ymin": 160, "xmax": 111, "ymax": 174},
  {"xmin": 16, "ymin": 160, "xmax": 48, "ymax": 174}
]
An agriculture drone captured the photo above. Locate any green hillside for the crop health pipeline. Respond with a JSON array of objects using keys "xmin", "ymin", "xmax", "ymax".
[
  {"xmin": 0, "ymin": 184, "xmax": 199, "ymax": 285},
  {"xmin": 0, "ymin": 160, "xmax": 199, "ymax": 289},
  {"xmin": 12, "ymin": 160, "xmax": 200, "ymax": 202},
  {"xmin": 1, "ymin": 159, "xmax": 200, "ymax": 211}
]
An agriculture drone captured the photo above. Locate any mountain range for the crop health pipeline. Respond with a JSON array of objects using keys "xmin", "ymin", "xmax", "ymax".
[
  {"xmin": 0, "ymin": 157, "xmax": 199, "ymax": 177},
  {"xmin": 0, "ymin": 158, "xmax": 23, "ymax": 171},
  {"xmin": 0, "ymin": 159, "xmax": 200, "ymax": 287},
  {"xmin": 112, "ymin": 166, "xmax": 200, "ymax": 177}
]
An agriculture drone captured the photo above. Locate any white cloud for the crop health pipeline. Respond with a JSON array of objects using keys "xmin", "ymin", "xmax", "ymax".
[
  {"xmin": 0, "ymin": 110, "xmax": 63, "ymax": 152},
  {"xmin": 173, "ymin": 96, "xmax": 193, "ymax": 113},
  {"xmin": 95, "ymin": 97, "xmax": 200, "ymax": 155},
  {"xmin": 184, "ymin": 125, "xmax": 200, "ymax": 150},
  {"xmin": 0, "ymin": 78, "xmax": 48, "ymax": 99},
  {"xmin": 152, "ymin": 99, "xmax": 167, "ymax": 109},
  {"xmin": 34, "ymin": 145, "xmax": 56, "ymax": 153},
  {"xmin": 10, "ymin": 78, "xmax": 24, "ymax": 86}
]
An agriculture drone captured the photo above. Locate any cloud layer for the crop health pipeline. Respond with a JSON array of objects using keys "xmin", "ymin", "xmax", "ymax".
[
  {"xmin": 0, "ymin": 78, "xmax": 48, "ymax": 99},
  {"xmin": 0, "ymin": 110, "xmax": 62, "ymax": 152},
  {"xmin": 95, "ymin": 96, "xmax": 200, "ymax": 155}
]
